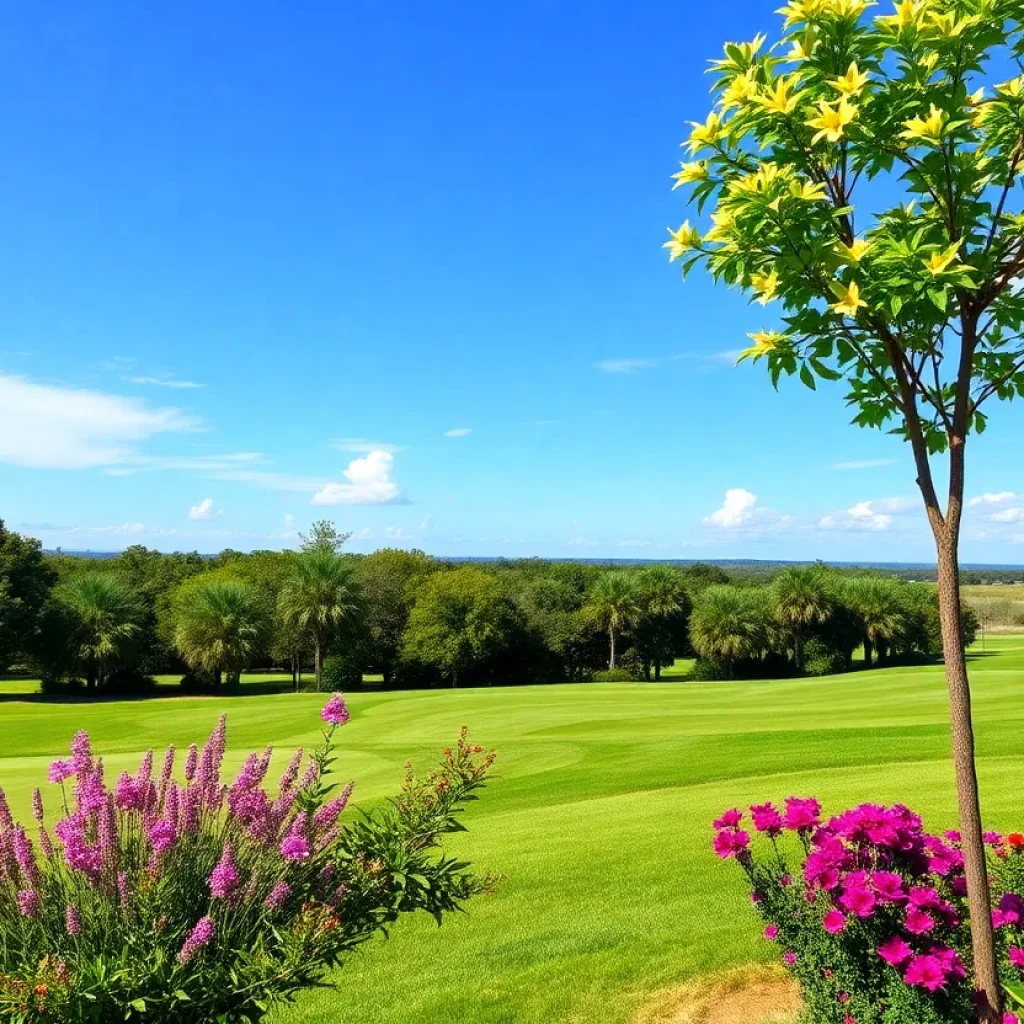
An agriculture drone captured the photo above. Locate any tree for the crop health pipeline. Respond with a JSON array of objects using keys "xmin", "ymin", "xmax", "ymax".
[
  {"xmin": 299, "ymin": 520, "xmax": 351, "ymax": 554},
  {"xmin": 841, "ymin": 576, "xmax": 910, "ymax": 667},
  {"xmin": 667, "ymin": 4, "xmax": 1024, "ymax": 1009},
  {"xmin": 356, "ymin": 549, "xmax": 436, "ymax": 686},
  {"xmin": 770, "ymin": 566, "xmax": 833, "ymax": 671},
  {"xmin": 401, "ymin": 567, "xmax": 520, "ymax": 687},
  {"xmin": 632, "ymin": 566, "xmax": 691, "ymax": 679},
  {"xmin": 57, "ymin": 574, "xmax": 143, "ymax": 689},
  {"xmin": 587, "ymin": 572, "xmax": 641, "ymax": 669},
  {"xmin": 278, "ymin": 551, "xmax": 361, "ymax": 691},
  {"xmin": 172, "ymin": 578, "xmax": 269, "ymax": 687},
  {"xmin": 689, "ymin": 586, "xmax": 771, "ymax": 678},
  {"xmin": 0, "ymin": 520, "xmax": 55, "ymax": 670}
]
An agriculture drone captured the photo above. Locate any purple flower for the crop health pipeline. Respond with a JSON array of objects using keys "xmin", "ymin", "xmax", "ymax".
[
  {"xmin": 209, "ymin": 843, "xmax": 240, "ymax": 899},
  {"xmin": 184, "ymin": 743, "xmax": 198, "ymax": 782},
  {"xmin": 782, "ymin": 951, "xmax": 796, "ymax": 966},
  {"xmin": 65, "ymin": 902, "xmax": 81, "ymax": 935},
  {"xmin": 280, "ymin": 813, "xmax": 311, "ymax": 861},
  {"xmin": 279, "ymin": 749, "xmax": 304, "ymax": 793},
  {"xmin": 1010, "ymin": 947, "xmax": 1024, "ymax": 971},
  {"xmin": 839, "ymin": 884, "xmax": 876, "ymax": 919},
  {"xmin": 750, "ymin": 802, "xmax": 783, "ymax": 836},
  {"xmin": 713, "ymin": 808, "xmax": 742, "ymax": 830},
  {"xmin": 713, "ymin": 828, "xmax": 750, "ymax": 860},
  {"xmin": 321, "ymin": 694, "xmax": 350, "ymax": 727},
  {"xmin": 783, "ymin": 797, "xmax": 821, "ymax": 832},
  {"xmin": 904, "ymin": 953, "xmax": 948, "ymax": 993},
  {"xmin": 70, "ymin": 730, "xmax": 93, "ymax": 777},
  {"xmin": 48, "ymin": 760, "xmax": 74, "ymax": 784},
  {"xmin": 264, "ymin": 879, "xmax": 291, "ymax": 911},
  {"xmin": 31, "ymin": 788, "xmax": 44, "ymax": 823},
  {"xmin": 764, "ymin": 924, "xmax": 778, "ymax": 941},
  {"xmin": 177, "ymin": 916, "xmax": 215, "ymax": 965},
  {"xmin": 118, "ymin": 871, "xmax": 131, "ymax": 911},
  {"xmin": 313, "ymin": 783, "xmax": 353, "ymax": 832},
  {"xmin": 870, "ymin": 872, "xmax": 906, "ymax": 904},
  {"xmin": 18, "ymin": 889, "xmax": 39, "ymax": 917},
  {"xmin": 147, "ymin": 818, "xmax": 177, "ymax": 855},
  {"xmin": 904, "ymin": 905, "xmax": 935, "ymax": 935},
  {"xmin": 12, "ymin": 826, "xmax": 38, "ymax": 883}
]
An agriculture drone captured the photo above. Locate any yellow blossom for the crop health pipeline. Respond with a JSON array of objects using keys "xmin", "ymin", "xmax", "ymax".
[
  {"xmin": 878, "ymin": 0, "xmax": 925, "ymax": 30},
  {"xmin": 663, "ymin": 222, "xmax": 702, "ymax": 261},
  {"xmin": 671, "ymin": 161, "xmax": 708, "ymax": 190},
  {"xmin": 829, "ymin": 62, "xmax": 870, "ymax": 97},
  {"xmin": 792, "ymin": 179, "xmax": 829, "ymax": 201},
  {"xmin": 831, "ymin": 280, "xmax": 867, "ymax": 317},
  {"xmin": 997, "ymin": 77, "xmax": 1024, "ymax": 99},
  {"xmin": 776, "ymin": 1, "xmax": 823, "ymax": 29},
  {"xmin": 740, "ymin": 330, "xmax": 788, "ymax": 360},
  {"xmin": 806, "ymin": 98, "xmax": 858, "ymax": 144},
  {"xmin": 686, "ymin": 112, "xmax": 722, "ymax": 154},
  {"xmin": 925, "ymin": 244, "xmax": 960, "ymax": 275},
  {"xmin": 751, "ymin": 269, "xmax": 781, "ymax": 304},
  {"xmin": 824, "ymin": 0, "xmax": 874, "ymax": 17},
  {"xmin": 838, "ymin": 238, "xmax": 871, "ymax": 262},
  {"xmin": 720, "ymin": 71, "xmax": 759, "ymax": 112},
  {"xmin": 704, "ymin": 210, "xmax": 737, "ymax": 243},
  {"xmin": 785, "ymin": 30, "xmax": 817, "ymax": 62},
  {"xmin": 900, "ymin": 103, "xmax": 945, "ymax": 145},
  {"xmin": 925, "ymin": 10, "xmax": 974, "ymax": 37},
  {"xmin": 757, "ymin": 76, "xmax": 802, "ymax": 115}
]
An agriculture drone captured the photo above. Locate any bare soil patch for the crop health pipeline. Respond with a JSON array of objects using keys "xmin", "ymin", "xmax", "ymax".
[{"xmin": 632, "ymin": 965, "xmax": 803, "ymax": 1024}]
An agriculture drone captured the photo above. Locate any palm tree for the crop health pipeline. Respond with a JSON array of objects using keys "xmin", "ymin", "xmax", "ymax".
[
  {"xmin": 587, "ymin": 572, "xmax": 640, "ymax": 669},
  {"xmin": 278, "ymin": 550, "xmax": 361, "ymax": 691},
  {"xmin": 689, "ymin": 586, "xmax": 770, "ymax": 679},
  {"xmin": 769, "ymin": 566, "xmax": 833, "ymax": 672},
  {"xmin": 58, "ymin": 574, "xmax": 142, "ymax": 689},
  {"xmin": 634, "ymin": 566, "xmax": 687, "ymax": 679},
  {"xmin": 841, "ymin": 576, "xmax": 909, "ymax": 667},
  {"xmin": 173, "ymin": 579, "xmax": 268, "ymax": 687}
]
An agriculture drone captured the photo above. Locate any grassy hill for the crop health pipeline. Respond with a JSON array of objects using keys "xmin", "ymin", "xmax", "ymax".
[{"xmin": 2, "ymin": 638, "xmax": 1024, "ymax": 1022}]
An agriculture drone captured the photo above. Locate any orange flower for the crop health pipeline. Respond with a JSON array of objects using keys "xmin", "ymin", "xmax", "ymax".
[{"xmin": 1007, "ymin": 832, "xmax": 1024, "ymax": 849}]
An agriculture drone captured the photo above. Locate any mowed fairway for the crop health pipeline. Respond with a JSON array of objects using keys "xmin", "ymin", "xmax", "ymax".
[{"xmin": 2, "ymin": 639, "xmax": 1024, "ymax": 1023}]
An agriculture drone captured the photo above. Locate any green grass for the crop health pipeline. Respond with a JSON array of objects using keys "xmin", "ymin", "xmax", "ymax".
[{"xmin": 3, "ymin": 638, "xmax": 1024, "ymax": 1022}]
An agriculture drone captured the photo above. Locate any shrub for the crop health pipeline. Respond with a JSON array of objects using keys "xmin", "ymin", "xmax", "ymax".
[
  {"xmin": 177, "ymin": 670, "xmax": 218, "ymax": 694},
  {"xmin": 711, "ymin": 798, "xmax": 1024, "ymax": 1023},
  {"xmin": 802, "ymin": 638, "xmax": 847, "ymax": 677},
  {"xmin": 617, "ymin": 648, "xmax": 647, "ymax": 680},
  {"xmin": 0, "ymin": 698, "xmax": 496, "ymax": 1022},
  {"xmin": 687, "ymin": 657, "xmax": 731, "ymax": 682},
  {"xmin": 322, "ymin": 651, "xmax": 364, "ymax": 692},
  {"xmin": 101, "ymin": 668, "xmax": 158, "ymax": 695},
  {"xmin": 592, "ymin": 667, "xmax": 633, "ymax": 682}
]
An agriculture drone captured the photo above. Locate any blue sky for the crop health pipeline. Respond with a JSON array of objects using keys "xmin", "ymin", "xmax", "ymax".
[{"xmin": 1, "ymin": 0, "xmax": 1022, "ymax": 563}]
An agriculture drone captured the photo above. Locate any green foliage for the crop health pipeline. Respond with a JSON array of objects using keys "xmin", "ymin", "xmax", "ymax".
[
  {"xmin": 802, "ymin": 636, "xmax": 848, "ymax": 676},
  {"xmin": 0, "ymin": 519, "xmax": 54, "ymax": 671},
  {"xmin": 690, "ymin": 586, "xmax": 773, "ymax": 675},
  {"xmin": 322, "ymin": 650, "xmax": 364, "ymax": 692},
  {"xmin": 172, "ymin": 578, "xmax": 270, "ymax": 687},
  {"xmin": 587, "ymin": 572, "xmax": 642, "ymax": 669},
  {"xmin": 54, "ymin": 573, "xmax": 144, "ymax": 689},
  {"xmin": 592, "ymin": 667, "xmax": 635, "ymax": 682},
  {"xmin": 402, "ymin": 567, "xmax": 524, "ymax": 687}
]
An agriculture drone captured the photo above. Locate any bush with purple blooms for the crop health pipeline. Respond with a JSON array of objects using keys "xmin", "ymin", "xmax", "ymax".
[
  {"xmin": 0, "ymin": 694, "xmax": 496, "ymax": 1022},
  {"xmin": 713, "ymin": 799, "xmax": 1024, "ymax": 1024}
]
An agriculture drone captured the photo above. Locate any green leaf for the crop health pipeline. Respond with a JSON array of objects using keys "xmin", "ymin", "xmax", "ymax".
[
  {"xmin": 130, "ymin": 1000, "xmax": 147, "ymax": 1012},
  {"xmin": 799, "ymin": 365, "xmax": 817, "ymax": 390},
  {"xmin": 927, "ymin": 287, "xmax": 948, "ymax": 312},
  {"xmin": 1005, "ymin": 980, "xmax": 1024, "ymax": 1007}
]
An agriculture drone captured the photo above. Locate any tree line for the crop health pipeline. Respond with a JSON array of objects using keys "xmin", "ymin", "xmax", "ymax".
[{"xmin": 0, "ymin": 520, "xmax": 973, "ymax": 693}]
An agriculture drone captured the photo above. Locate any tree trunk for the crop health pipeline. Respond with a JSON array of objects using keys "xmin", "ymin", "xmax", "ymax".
[
  {"xmin": 936, "ymin": 529, "xmax": 1000, "ymax": 1020},
  {"xmin": 793, "ymin": 628, "xmax": 804, "ymax": 673},
  {"xmin": 609, "ymin": 627, "xmax": 617, "ymax": 669},
  {"xmin": 314, "ymin": 639, "xmax": 323, "ymax": 692},
  {"xmin": 654, "ymin": 661, "xmax": 662, "ymax": 681},
  {"xmin": 214, "ymin": 667, "xmax": 222, "ymax": 688},
  {"xmin": 292, "ymin": 654, "xmax": 298, "ymax": 693},
  {"xmin": 863, "ymin": 636, "xmax": 872, "ymax": 668}
]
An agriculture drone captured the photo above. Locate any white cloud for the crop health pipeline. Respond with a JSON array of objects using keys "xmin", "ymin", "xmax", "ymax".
[
  {"xmin": 188, "ymin": 498, "xmax": 221, "ymax": 521},
  {"xmin": 444, "ymin": 427, "xmax": 472, "ymax": 438},
  {"xmin": 705, "ymin": 488, "xmax": 759, "ymax": 528},
  {"xmin": 126, "ymin": 376, "xmax": 204, "ymax": 389},
  {"xmin": 385, "ymin": 526, "xmax": 414, "ymax": 541},
  {"xmin": 829, "ymin": 459, "xmax": 898, "ymax": 470},
  {"xmin": 990, "ymin": 507, "xmax": 1024, "ymax": 523},
  {"xmin": 969, "ymin": 491, "xmax": 1019, "ymax": 507},
  {"xmin": 595, "ymin": 358, "xmax": 658, "ymax": 374},
  {"xmin": 0, "ymin": 373, "xmax": 198, "ymax": 469},
  {"xmin": 353, "ymin": 527, "xmax": 372, "ymax": 540},
  {"xmin": 311, "ymin": 450, "xmax": 405, "ymax": 506},
  {"xmin": 419, "ymin": 513, "xmax": 432, "ymax": 530},
  {"xmin": 333, "ymin": 438, "xmax": 405, "ymax": 454},
  {"xmin": 283, "ymin": 514, "xmax": 296, "ymax": 533},
  {"xmin": 818, "ymin": 496, "xmax": 916, "ymax": 532}
]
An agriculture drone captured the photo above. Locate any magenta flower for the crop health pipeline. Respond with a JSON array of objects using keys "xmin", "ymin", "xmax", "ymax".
[
  {"xmin": 904, "ymin": 953, "xmax": 947, "ymax": 992},
  {"xmin": 313, "ymin": 783, "xmax": 353, "ymax": 832},
  {"xmin": 1010, "ymin": 947, "xmax": 1024, "ymax": 971},
  {"xmin": 31, "ymin": 788, "xmax": 44, "ymax": 823},
  {"xmin": 904, "ymin": 905, "xmax": 935, "ymax": 935},
  {"xmin": 65, "ymin": 902, "xmax": 81, "ymax": 935},
  {"xmin": 18, "ymin": 889, "xmax": 39, "ymax": 917},
  {"xmin": 177, "ymin": 916, "xmax": 215, "ymax": 965},
  {"xmin": 321, "ymin": 694, "xmax": 350, "ymax": 727},
  {"xmin": 782, "ymin": 951, "xmax": 796, "ymax": 966},
  {"xmin": 750, "ymin": 802, "xmax": 783, "ymax": 836},
  {"xmin": 839, "ymin": 884, "xmax": 876, "ymax": 919},
  {"xmin": 712, "ymin": 828, "xmax": 750, "ymax": 860},
  {"xmin": 713, "ymin": 808, "xmax": 743, "ymax": 830},
  {"xmin": 264, "ymin": 879, "xmax": 292, "ymax": 911},
  {"xmin": 281, "ymin": 833, "xmax": 311, "ymax": 861},
  {"xmin": 184, "ymin": 743, "xmax": 198, "ymax": 782},
  {"xmin": 147, "ymin": 818, "xmax": 177, "ymax": 855},
  {"xmin": 209, "ymin": 843, "xmax": 240, "ymax": 899},
  {"xmin": 783, "ymin": 796, "xmax": 821, "ymax": 832},
  {"xmin": 822, "ymin": 909, "xmax": 846, "ymax": 934},
  {"xmin": 1005, "ymin": 1015, "xmax": 1021, "ymax": 1024},
  {"xmin": 763, "ymin": 924, "xmax": 778, "ymax": 941},
  {"xmin": 877, "ymin": 935, "xmax": 913, "ymax": 966},
  {"xmin": 870, "ymin": 872, "xmax": 906, "ymax": 904},
  {"xmin": 48, "ymin": 759, "xmax": 74, "ymax": 784}
]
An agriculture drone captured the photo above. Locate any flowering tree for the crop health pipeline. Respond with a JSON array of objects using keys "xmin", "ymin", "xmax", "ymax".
[
  {"xmin": 0, "ymin": 696, "xmax": 495, "ymax": 1021},
  {"xmin": 668, "ymin": 1, "xmax": 1024, "ymax": 1015}
]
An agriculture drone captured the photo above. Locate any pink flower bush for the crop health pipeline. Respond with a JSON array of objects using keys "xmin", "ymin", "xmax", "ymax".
[
  {"xmin": 0, "ymin": 697, "xmax": 496, "ymax": 1023},
  {"xmin": 709, "ymin": 797, "xmax": 1024, "ymax": 1023}
]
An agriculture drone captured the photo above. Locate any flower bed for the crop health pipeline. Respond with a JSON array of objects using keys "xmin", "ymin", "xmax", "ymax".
[
  {"xmin": 713, "ymin": 799, "xmax": 1024, "ymax": 1024},
  {"xmin": 0, "ymin": 695, "xmax": 495, "ymax": 1022}
]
